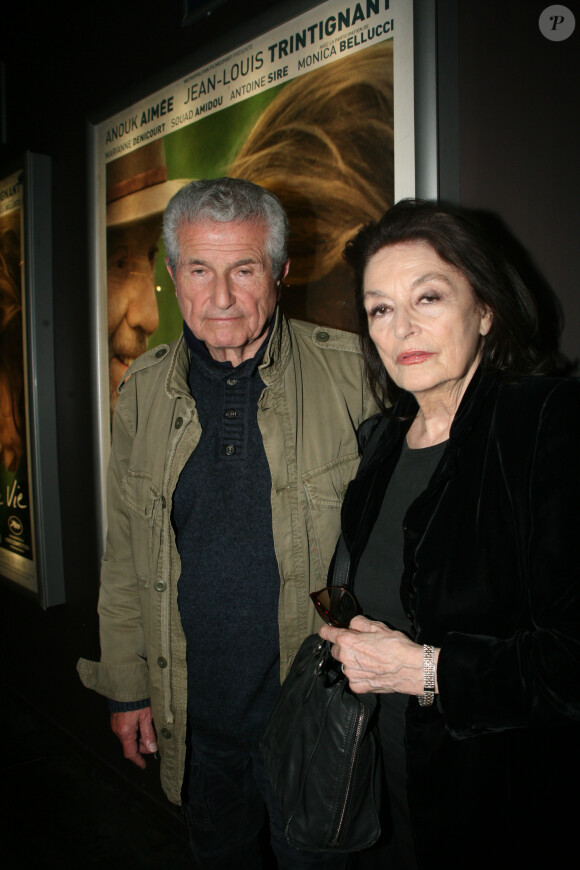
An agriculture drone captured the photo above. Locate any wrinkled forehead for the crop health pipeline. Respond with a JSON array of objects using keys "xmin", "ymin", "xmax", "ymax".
[{"xmin": 176, "ymin": 217, "xmax": 272, "ymax": 261}]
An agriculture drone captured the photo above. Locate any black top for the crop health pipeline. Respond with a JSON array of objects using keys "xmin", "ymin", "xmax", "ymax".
[
  {"xmin": 355, "ymin": 439, "xmax": 447, "ymax": 630},
  {"xmin": 354, "ymin": 438, "xmax": 446, "ymax": 870}
]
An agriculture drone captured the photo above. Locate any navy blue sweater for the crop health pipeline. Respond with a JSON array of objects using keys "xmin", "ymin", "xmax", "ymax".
[{"xmin": 173, "ymin": 324, "xmax": 281, "ymax": 748}]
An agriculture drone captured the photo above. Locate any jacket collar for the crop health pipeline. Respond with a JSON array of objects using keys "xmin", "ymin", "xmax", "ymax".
[
  {"xmin": 429, "ymin": 366, "xmax": 498, "ymax": 483},
  {"xmin": 257, "ymin": 307, "xmax": 293, "ymax": 386},
  {"xmin": 447, "ymin": 366, "xmax": 497, "ymax": 442}
]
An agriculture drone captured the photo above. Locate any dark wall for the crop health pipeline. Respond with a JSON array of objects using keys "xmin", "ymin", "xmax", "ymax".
[
  {"xmin": 457, "ymin": 1, "xmax": 579, "ymax": 361},
  {"xmin": 0, "ymin": 0, "xmax": 578, "ymax": 812}
]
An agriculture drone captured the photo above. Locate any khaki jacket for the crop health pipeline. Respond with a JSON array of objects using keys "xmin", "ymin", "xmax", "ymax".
[{"xmin": 78, "ymin": 312, "xmax": 376, "ymax": 803}]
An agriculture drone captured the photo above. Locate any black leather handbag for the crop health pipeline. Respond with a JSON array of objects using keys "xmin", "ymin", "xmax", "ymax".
[{"xmin": 260, "ymin": 538, "xmax": 381, "ymax": 853}]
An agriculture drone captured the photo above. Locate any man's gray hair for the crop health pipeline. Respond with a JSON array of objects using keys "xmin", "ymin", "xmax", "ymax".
[{"xmin": 163, "ymin": 177, "xmax": 289, "ymax": 279}]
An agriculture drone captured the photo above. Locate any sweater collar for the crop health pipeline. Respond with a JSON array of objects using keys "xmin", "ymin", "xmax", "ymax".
[
  {"xmin": 165, "ymin": 307, "xmax": 292, "ymax": 397},
  {"xmin": 182, "ymin": 315, "xmax": 274, "ymax": 378}
]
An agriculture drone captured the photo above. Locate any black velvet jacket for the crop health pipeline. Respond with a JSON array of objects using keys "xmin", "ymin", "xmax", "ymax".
[{"xmin": 342, "ymin": 368, "xmax": 580, "ymax": 867}]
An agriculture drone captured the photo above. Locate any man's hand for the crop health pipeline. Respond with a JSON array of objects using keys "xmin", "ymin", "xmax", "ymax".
[{"xmin": 110, "ymin": 707, "xmax": 158, "ymax": 769}]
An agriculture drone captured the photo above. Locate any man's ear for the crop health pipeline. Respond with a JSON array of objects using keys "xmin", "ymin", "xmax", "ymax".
[
  {"xmin": 165, "ymin": 257, "xmax": 175, "ymax": 283},
  {"xmin": 278, "ymin": 259, "xmax": 290, "ymax": 289},
  {"xmin": 275, "ymin": 261, "xmax": 290, "ymax": 299}
]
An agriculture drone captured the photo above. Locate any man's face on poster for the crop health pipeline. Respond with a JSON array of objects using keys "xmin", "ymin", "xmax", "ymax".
[{"xmin": 107, "ymin": 216, "xmax": 161, "ymax": 413}]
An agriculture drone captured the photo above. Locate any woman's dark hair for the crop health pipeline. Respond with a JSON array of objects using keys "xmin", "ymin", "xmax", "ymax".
[{"xmin": 344, "ymin": 198, "xmax": 565, "ymax": 409}]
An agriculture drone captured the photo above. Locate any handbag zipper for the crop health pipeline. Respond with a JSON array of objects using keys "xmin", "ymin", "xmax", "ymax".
[{"xmin": 330, "ymin": 702, "xmax": 369, "ymax": 845}]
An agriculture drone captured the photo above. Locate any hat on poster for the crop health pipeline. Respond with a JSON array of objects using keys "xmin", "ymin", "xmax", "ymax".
[{"xmin": 106, "ymin": 140, "xmax": 188, "ymax": 227}]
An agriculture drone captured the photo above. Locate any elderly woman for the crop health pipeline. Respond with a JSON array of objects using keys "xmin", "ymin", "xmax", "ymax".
[{"xmin": 318, "ymin": 200, "xmax": 580, "ymax": 868}]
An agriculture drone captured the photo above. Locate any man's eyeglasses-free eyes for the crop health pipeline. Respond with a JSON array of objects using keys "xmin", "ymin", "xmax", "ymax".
[{"xmin": 310, "ymin": 586, "xmax": 361, "ymax": 628}]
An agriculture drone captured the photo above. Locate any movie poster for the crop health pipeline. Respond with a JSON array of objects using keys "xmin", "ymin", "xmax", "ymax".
[
  {"xmin": 96, "ymin": 0, "xmax": 414, "ymax": 429},
  {"xmin": 0, "ymin": 169, "xmax": 37, "ymax": 593}
]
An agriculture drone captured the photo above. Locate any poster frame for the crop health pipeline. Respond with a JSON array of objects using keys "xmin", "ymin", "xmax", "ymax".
[
  {"xmin": 0, "ymin": 152, "xmax": 65, "ymax": 607},
  {"xmin": 90, "ymin": 0, "xmax": 444, "ymax": 549}
]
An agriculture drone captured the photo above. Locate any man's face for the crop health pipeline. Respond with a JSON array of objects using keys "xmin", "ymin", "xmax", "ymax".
[
  {"xmin": 167, "ymin": 219, "xmax": 286, "ymax": 366},
  {"xmin": 107, "ymin": 216, "xmax": 161, "ymax": 412}
]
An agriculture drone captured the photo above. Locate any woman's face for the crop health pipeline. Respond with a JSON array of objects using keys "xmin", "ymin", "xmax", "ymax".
[{"xmin": 363, "ymin": 241, "xmax": 492, "ymax": 409}]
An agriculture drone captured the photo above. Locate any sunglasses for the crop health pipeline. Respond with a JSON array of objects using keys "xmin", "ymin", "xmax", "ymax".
[{"xmin": 310, "ymin": 585, "xmax": 361, "ymax": 628}]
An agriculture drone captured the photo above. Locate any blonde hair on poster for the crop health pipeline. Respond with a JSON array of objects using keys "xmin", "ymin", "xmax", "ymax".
[{"xmin": 230, "ymin": 41, "xmax": 394, "ymax": 286}]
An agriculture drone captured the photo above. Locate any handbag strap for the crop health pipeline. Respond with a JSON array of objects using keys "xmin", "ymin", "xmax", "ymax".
[
  {"xmin": 330, "ymin": 533, "xmax": 350, "ymax": 588},
  {"xmin": 330, "ymin": 415, "xmax": 391, "ymax": 591},
  {"xmin": 329, "ymin": 417, "xmax": 390, "ymax": 591}
]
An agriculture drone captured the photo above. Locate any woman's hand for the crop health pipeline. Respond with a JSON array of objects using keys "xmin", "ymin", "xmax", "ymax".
[{"xmin": 319, "ymin": 614, "xmax": 440, "ymax": 696}]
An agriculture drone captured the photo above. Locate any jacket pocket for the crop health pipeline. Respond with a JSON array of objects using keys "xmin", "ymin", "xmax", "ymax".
[
  {"xmin": 302, "ymin": 452, "xmax": 360, "ymax": 583},
  {"xmin": 121, "ymin": 470, "xmax": 162, "ymax": 583}
]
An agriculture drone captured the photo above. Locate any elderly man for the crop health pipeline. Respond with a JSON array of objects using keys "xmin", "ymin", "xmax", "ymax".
[{"xmin": 79, "ymin": 178, "xmax": 376, "ymax": 868}]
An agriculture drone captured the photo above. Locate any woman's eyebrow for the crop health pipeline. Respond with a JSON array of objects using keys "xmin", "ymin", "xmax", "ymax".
[{"xmin": 411, "ymin": 271, "xmax": 454, "ymax": 289}]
